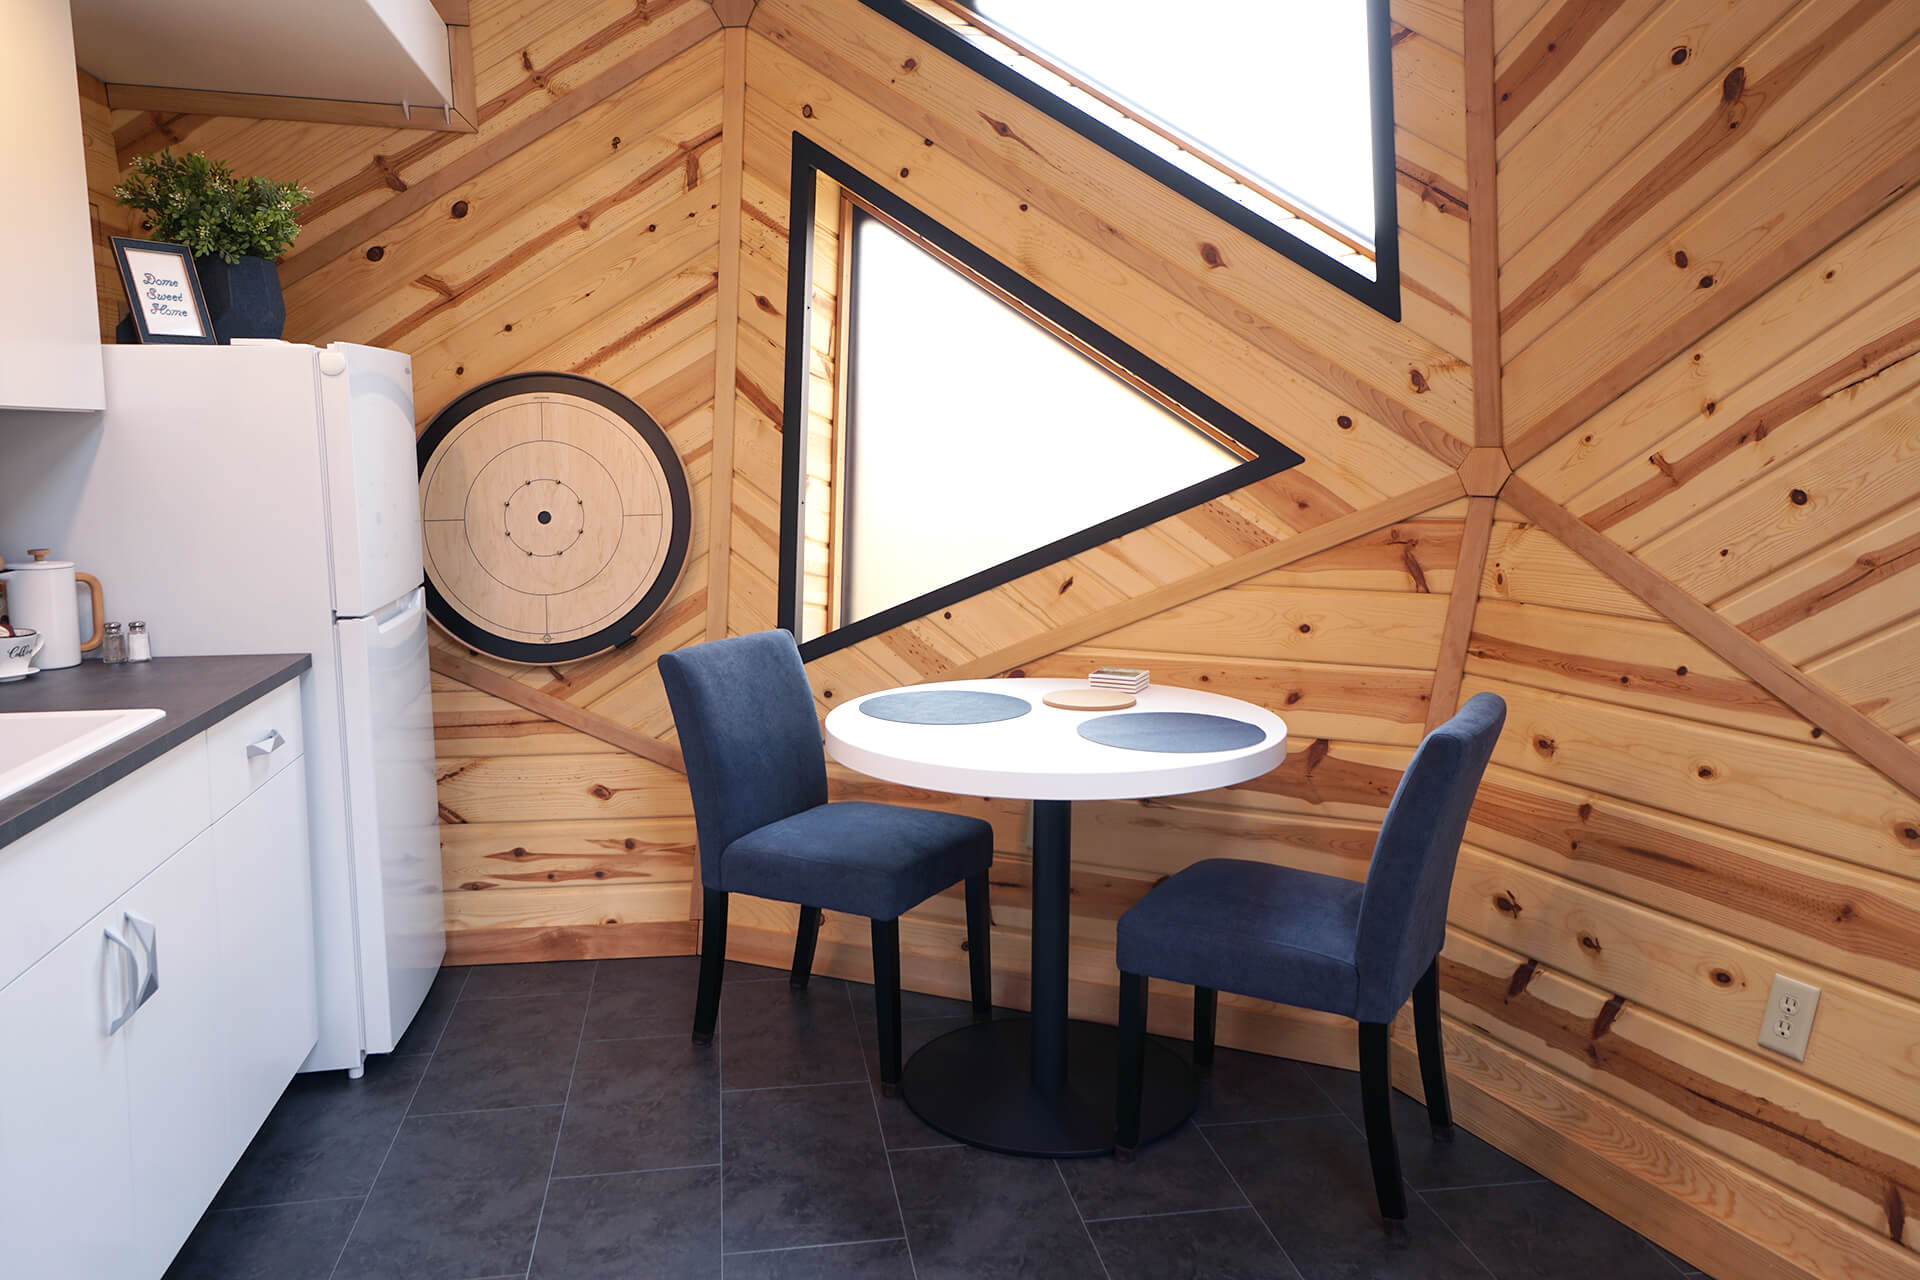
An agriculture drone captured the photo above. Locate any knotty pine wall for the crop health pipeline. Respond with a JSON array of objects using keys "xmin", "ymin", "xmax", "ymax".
[{"xmin": 78, "ymin": 2, "xmax": 1920, "ymax": 1276}]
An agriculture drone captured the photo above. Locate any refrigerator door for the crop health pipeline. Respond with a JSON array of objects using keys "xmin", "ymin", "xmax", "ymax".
[
  {"xmin": 319, "ymin": 342, "xmax": 425, "ymax": 618},
  {"xmin": 334, "ymin": 586, "xmax": 444, "ymax": 1054}
]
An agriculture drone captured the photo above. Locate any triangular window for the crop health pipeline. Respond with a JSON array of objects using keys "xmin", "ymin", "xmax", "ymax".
[
  {"xmin": 861, "ymin": 0, "xmax": 1399, "ymax": 317},
  {"xmin": 778, "ymin": 139, "xmax": 1303, "ymax": 656}
]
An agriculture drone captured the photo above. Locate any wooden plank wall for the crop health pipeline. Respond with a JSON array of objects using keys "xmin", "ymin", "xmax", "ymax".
[{"xmin": 76, "ymin": 2, "xmax": 1920, "ymax": 1275}]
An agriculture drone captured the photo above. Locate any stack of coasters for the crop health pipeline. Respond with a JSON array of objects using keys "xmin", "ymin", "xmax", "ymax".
[{"xmin": 1088, "ymin": 666, "xmax": 1149, "ymax": 694}]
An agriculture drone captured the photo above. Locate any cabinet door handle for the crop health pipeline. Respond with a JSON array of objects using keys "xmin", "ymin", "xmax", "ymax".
[
  {"xmin": 103, "ymin": 927, "xmax": 140, "ymax": 1035},
  {"xmin": 124, "ymin": 911, "xmax": 160, "ymax": 1013},
  {"xmin": 247, "ymin": 729, "xmax": 287, "ymax": 759}
]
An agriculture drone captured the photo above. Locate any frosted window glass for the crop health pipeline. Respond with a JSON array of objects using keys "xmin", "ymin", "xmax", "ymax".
[
  {"xmin": 959, "ymin": 0, "xmax": 1378, "ymax": 252},
  {"xmin": 841, "ymin": 215, "xmax": 1240, "ymax": 626}
]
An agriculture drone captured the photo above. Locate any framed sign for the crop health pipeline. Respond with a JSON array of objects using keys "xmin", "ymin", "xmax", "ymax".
[
  {"xmin": 416, "ymin": 372, "xmax": 693, "ymax": 665},
  {"xmin": 111, "ymin": 237, "xmax": 214, "ymax": 344}
]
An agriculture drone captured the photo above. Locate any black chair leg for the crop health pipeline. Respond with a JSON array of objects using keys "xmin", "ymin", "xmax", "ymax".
[
  {"xmin": 1358, "ymin": 1021, "xmax": 1408, "ymax": 1223},
  {"xmin": 1114, "ymin": 970, "xmax": 1148, "ymax": 1159},
  {"xmin": 871, "ymin": 917, "xmax": 904, "ymax": 1097},
  {"xmin": 1192, "ymin": 986, "xmax": 1217, "ymax": 1076},
  {"xmin": 964, "ymin": 873, "xmax": 993, "ymax": 1021},
  {"xmin": 791, "ymin": 906, "xmax": 822, "ymax": 989},
  {"xmin": 693, "ymin": 890, "xmax": 728, "ymax": 1045},
  {"xmin": 1412, "ymin": 960, "xmax": 1454, "ymax": 1141}
]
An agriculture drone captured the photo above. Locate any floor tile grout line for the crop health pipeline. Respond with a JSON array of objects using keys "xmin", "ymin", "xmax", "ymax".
[
  {"xmin": 1192, "ymin": 1121, "xmax": 1310, "ymax": 1280},
  {"xmin": 722, "ymin": 1234, "xmax": 909, "ymax": 1258},
  {"xmin": 325, "ymin": 1016, "xmax": 440, "ymax": 1280},
  {"xmin": 720, "ymin": 1077, "xmax": 873, "ymax": 1093},
  {"xmin": 1418, "ymin": 1176, "xmax": 1553, "ymax": 1194},
  {"xmin": 851, "ymin": 975, "xmax": 921, "ymax": 1280},
  {"xmin": 1053, "ymin": 1159, "xmax": 1113, "ymax": 1280},
  {"xmin": 208, "ymin": 1192, "xmax": 367, "ymax": 1215},
  {"xmin": 1411, "ymin": 1183, "xmax": 1501, "ymax": 1279},
  {"xmin": 547, "ymin": 1161, "xmax": 723, "ymax": 1182},
  {"xmin": 1078, "ymin": 1202, "xmax": 1262, "ymax": 1225},
  {"xmin": 400, "ymin": 1102, "xmax": 570, "ymax": 1120},
  {"xmin": 522, "ymin": 961, "xmax": 595, "ymax": 1280}
]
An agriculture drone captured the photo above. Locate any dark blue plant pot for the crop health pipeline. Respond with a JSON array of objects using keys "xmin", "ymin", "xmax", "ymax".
[{"xmin": 193, "ymin": 254, "xmax": 286, "ymax": 343}]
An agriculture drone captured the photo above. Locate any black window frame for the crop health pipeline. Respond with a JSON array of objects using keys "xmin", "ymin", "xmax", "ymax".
[
  {"xmin": 855, "ymin": 0, "xmax": 1403, "ymax": 321},
  {"xmin": 778, "ymin": 134, "xmax": 1305, "ymax": 661}
]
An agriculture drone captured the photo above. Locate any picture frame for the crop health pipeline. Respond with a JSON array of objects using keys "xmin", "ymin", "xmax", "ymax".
[{"xmin": 111, "ymin": 237, "xmax": 215, "ymax": 345}]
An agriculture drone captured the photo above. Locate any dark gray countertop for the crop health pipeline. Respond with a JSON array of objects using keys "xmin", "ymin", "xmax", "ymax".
[{"xmin": 0, "ymin": 654, "xmax": 311, "ymax": 849}]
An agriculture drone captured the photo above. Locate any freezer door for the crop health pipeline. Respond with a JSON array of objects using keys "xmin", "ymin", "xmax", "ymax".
[
  {"xmin": 334, "ymin": 587, "xmax": 444, "ymax": 1054},
  {"xmin": 321, "ymin": 342, "xmax": 426, "ymax": 618}
]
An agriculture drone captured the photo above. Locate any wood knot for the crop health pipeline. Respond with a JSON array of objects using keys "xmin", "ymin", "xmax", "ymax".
[
  {"xmin": 1056, "ymin": 575, "xmax": 1074, "ymax": 594},
  {"xmin": 510, "ymin": 847, "xmax": 529, "ymax": 858},
  {"xmin": 899, "ymin": 167, "xmax": 911, "ymax": 178},
  {"xmin": 1698, "ymin": 275, "xmax": 1715, "ymax": 289},
  {"xmin": 589, "ymin": 784, "xmax": 613, "ymax": 800},
  {"xmin": 1591, "ymin": 994, "xmax": 1626, "ymax": 1039},
  {"xmin": 1199, "ymin": 242, "xmax": 1226, "ymax": 268},
  {"xmin": 1897, "ymin": 824, "xmax": 1920, "ymax": 845},
  {"xmin": 1672, "ymin": 250, "xmax": 1688, "ymax": 268},
  {"xmin": 1408, "ymin": 368, "xmax": 1430, "ymax": 394},
  {"xmin": 1533, "ymin": 735, "xmax": 1556, "ymax": 757},
  {"xmin": 1670, "ymin": 46, "xmax": 1689, "ymax": 65},
  {"xmin": 1336, "ymin": 415, "xmax": 1353, "ymax": 429},
  {"xmin": 1493, "ymin": 892, "xmax": 1523, "ymax": 918},
  {"xmin": 1789, "ymin": 488, "xmax": 1808, "ymax": 505},
  {"xmin": 755, "ymin": 295, "xmax": 779, "ymax": 315},
  {"xmin": 1578, "ymin": 932, "xmax": 1603, "ymax": 954},
  {"xmin": 1675, "ymin": 665, "xmax": 1687, "ymax": 676},
  {"xmin": 1297, "ymin": 623, "xmax": 1312, "ymax": 633},
  {"xmin": 1697, "ymin": 765, "xmax": 1714, "ymax": 779},
  {"xmin": 450, "ymin": 200, "xmax": 469, "ymax": 218},
  {"xmin": 1506, "ymin": 958, "xmax": 1537, "ymax": 996},
  {"xmin": 1576, "ymin": 803, "xmax": 1592, "ymax": 822},
  {"xmin": 801, "ymin": 104, "xmax": 814, "ymax": 118},
  {"xmin": 1834, "ymin": 902, "xmax": 1856, "ymax": 923},
  {"xmin": 1285, "ymin": 690, "xmax": 1302, "ymax": 705},
  {"xmin": 1711, "ymin": 968, "xmax": 1734, "ymax": 986},
  {"xmin": 902, "ymin": 56, "xmax": 918, "ymax": 71},
  {"xmin": 365, "ymin": 245, "xmax": 385, "ymax": 261},
  {"xmin": 1722, "ymin": 66, "xmax": 1746, "ymax": 103}
]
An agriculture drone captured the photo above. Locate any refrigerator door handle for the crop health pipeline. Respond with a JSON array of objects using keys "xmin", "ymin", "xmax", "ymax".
[{"xmin": 374, "ymin": 587, "xmax": 426, "ymax": 635}]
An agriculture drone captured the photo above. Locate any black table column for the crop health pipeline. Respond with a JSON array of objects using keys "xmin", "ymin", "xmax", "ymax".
[{"xmin": 1028, "ymin": 799, "xmax": 1072, "ymax": 1097}]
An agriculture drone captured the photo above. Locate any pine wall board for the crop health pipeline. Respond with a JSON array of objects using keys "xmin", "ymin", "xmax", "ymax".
[{"xmin": 74, "ymin": 0, "xmax": 1920, "ymax": 1273}]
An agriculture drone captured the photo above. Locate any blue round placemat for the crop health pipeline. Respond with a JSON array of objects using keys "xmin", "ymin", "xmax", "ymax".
[
  {"xmin": 860, "ymin": 690, "xmax": 1033, "ymax": 725},
  {"xmin": 1077, "ymin": 711, "xmax": 1266, "ymax": 753}
]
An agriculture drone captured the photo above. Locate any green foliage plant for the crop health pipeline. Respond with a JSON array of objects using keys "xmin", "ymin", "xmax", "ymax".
[{"xmin": 114, "ymin": 151, "xmax": 313, "ymax": 263}]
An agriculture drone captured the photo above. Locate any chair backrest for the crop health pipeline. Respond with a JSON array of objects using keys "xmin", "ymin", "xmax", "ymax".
[
  {"xmin": 1351, "ymin": 692, "xmax": 1506, "ymax": 1022},
  {"xmin": 658, "ymin": 629, "xmax": 829, "ymax": 887}
]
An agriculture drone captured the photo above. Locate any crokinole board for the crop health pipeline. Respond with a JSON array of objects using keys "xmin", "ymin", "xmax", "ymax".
[{"xmin": 417, "ymin": 372, "xmax": 691, "ymax": 665}]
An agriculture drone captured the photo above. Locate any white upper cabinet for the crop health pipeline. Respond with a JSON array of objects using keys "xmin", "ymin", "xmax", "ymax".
[{"xmin": 0, "ymin": 0, "xmax": 105, "ymax": 413}]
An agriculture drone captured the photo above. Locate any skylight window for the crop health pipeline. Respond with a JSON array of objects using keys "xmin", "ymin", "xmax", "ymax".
[{"xmin": 865, "ymin": 0, "xmax": 1400, "ymax": 317}]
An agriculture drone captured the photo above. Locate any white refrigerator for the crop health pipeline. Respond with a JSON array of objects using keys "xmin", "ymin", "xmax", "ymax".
[{"xmin": 0, "ymin": 341, "xmax": 444, "ymax": 1075}]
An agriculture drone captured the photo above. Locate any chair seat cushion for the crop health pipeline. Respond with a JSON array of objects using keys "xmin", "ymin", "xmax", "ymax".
[
  {"xmin": 722, "ymin": 801, "xmax": 994, "ymax": 921},
  {"xmin": 1116, "ymin": 859, "xmax": 1364, "ymax": 1018}
]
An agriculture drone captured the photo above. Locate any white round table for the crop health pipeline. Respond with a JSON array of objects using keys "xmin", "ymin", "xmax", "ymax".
[{"xmin": 824, "ymin": 678, "xmax": 1287, "ymax": 1157}]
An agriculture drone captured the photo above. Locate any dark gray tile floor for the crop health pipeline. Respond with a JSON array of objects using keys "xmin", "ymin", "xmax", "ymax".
[{"xmin": 167, "ymin": 958, "xmax": 1713, "ymax": 1280}]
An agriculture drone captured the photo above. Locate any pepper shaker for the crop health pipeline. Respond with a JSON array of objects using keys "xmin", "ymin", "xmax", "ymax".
[{"xmin": 101, "ymin": 621, "xmax": 128, "ymax": 664}]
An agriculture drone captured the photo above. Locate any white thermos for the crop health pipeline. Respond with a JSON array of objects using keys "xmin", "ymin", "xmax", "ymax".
[{"xmin": 0, "ymin": 549, "xmax": 105, "ymax": 669}]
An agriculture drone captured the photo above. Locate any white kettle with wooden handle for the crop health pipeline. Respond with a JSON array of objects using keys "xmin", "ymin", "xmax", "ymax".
[{"xmin": 0, "ymin": 549, "xmax": 105, "ymax": 669}]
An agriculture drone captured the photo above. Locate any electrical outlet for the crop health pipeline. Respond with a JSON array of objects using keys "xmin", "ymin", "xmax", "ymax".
[{"xmin": 1758, "ymin": 974, "xmax": 1820, "ymax": 1061}]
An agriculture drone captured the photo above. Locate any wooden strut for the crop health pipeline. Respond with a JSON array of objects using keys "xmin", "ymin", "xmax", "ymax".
[
  {"xmin": 430, "ymin": 649, "xmax": 686, "ymax": 775},
  {"xmin": 1425, "ymin": 495, "xmax": 1497, "ymax": 732},
  {"xmin": 1502, "ymin": 477, "xmax": 1920, "ymax": 800}
]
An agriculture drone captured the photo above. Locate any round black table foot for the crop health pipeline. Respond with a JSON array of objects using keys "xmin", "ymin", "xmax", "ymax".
[{"xmin": 900, "ymin": 1017, "xmax": 1198, "ymax": 1158}]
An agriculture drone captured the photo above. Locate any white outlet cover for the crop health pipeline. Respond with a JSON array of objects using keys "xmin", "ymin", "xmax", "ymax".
[{"xmin": 1760, "ymin": 973, "xmax": 1821, "ymax": 1062}]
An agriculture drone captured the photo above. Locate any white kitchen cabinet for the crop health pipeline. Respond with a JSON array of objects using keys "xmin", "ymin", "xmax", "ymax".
[
  {"xmin": 0, "ymin": 895, "xmax": 139, "ymax": 1277},
  {"xmin": 0, "ymin": 0, "xmax": 106, "ymax": 412},
  {"xmin": 0, "ymin": 679, "xmax": 314, "ymax": 1277}
]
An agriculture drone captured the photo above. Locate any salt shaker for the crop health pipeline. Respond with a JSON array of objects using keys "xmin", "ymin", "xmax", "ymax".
[
  {"xmin": 101, "ymin": 622, "xmax": 128, "ymax": 664},
  {"xmin": 128, "ymin": 621, "xmax": 151, "ymax": 662}
]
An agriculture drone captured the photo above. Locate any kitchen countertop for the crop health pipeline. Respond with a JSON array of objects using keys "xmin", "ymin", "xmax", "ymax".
[{"xmin": 0, "ymin": 654, "xmax": 311, "ymax": 849}]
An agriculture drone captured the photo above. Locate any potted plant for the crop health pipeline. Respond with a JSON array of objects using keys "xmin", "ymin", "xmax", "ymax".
[{"xmin": 113, "ymin": 151, "xmax": 312, "ymax": 343}]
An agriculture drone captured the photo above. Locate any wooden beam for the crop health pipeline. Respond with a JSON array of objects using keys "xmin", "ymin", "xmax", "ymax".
[
  {"xmin": 1503, "ymin": 477, "xmax": 1920, "ymax": 799},
  {"xmin": 1426, "ymin": 495, "xmax": 1497, "ymax": 732},
  {"xmin": 1457, "ymin": 446, "xmax": 1511, "ymax": 496},
  {"xmin": 1463, "ymin": 0, "xmax": 1504, "ymax": 448},
  {"xmin": 281, "ymin": 7, "xmax": 722, "ymax": 288},
  {"xmin": 707, "ymin": 27, "xmax": 748, "ymax": 644},
  {"xmin": 914, "ymin": 476, "xmax": 1466, "ymax": 682},
  {"xmin": 103, "ymin": 82, "xmax": 475, "ymax": 134},
  {"xmin": 428, "ymin": 0, "xmax": 470, "ymax": 22},
  {"xmin": 431, "ymin": 650, "xmax": 687, "ymax": 774},
  {"xmin": 447, "ymin": 24, "xmax": 477, "ymax": 131},
  {"xmin": 710, "ymin": 0, "xmax": 760, "ymax": 25}
]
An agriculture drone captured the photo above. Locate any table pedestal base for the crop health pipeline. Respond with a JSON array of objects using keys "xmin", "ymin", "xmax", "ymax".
[{"xmin": 901, "ymin": 1017, "xmax": 1197, "ymax": 1158}]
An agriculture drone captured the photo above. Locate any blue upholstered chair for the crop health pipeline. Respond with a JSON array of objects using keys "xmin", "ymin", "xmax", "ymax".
[
  {"xmin": 658, "ymin": 630, "xmax": 995, "ymax": 1092},
  {"xmin": 1113, "ymin": 692, "xmax": 1507, "ymax": 1222}
]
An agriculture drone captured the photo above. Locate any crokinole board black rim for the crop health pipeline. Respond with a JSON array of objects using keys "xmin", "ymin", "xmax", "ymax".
[{"xmin": 416, "ymin": 371, "xmax": 693, "ymax": 665}]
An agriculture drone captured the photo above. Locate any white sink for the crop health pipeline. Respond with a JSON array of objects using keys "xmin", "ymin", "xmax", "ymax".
[{"xmin": 0, "ymin": 708, "xmax": 166, "ymax": 802}]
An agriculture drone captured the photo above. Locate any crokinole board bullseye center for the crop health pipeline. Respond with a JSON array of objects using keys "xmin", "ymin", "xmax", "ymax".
[{"xmin": 417, "ymin": 373, "xmax": 691, "ymax": 665}]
